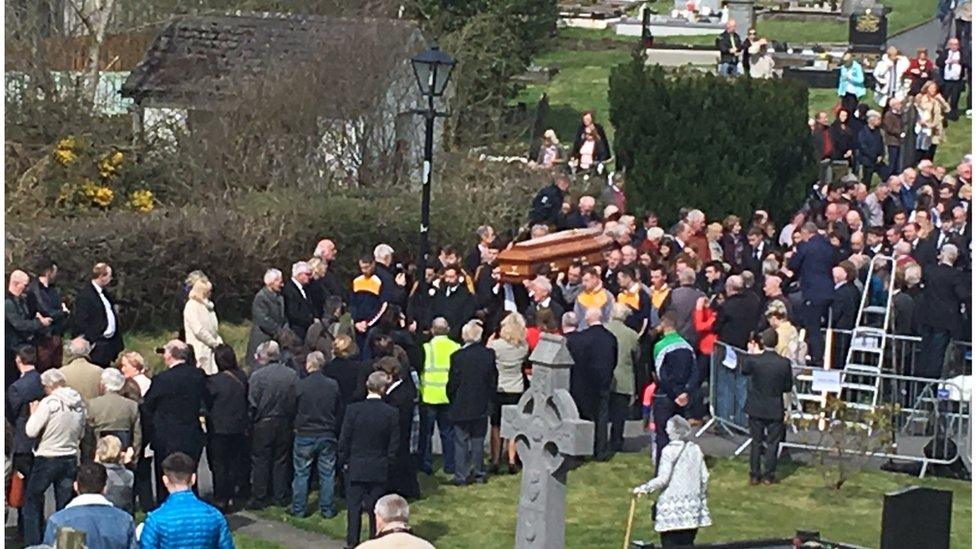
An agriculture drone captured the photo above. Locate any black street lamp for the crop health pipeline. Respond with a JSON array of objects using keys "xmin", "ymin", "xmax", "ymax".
[{"xmin": 410, "ymin": 43, "xmax": 454, "ymax": 297}]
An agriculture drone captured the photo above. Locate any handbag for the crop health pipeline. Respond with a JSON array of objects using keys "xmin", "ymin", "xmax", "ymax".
[
  {"xmin": 915, "ymin": 128, "xmax": 932, "ymax": 151},
  {"xmin": 8, "ymin": 471, "xmax": 24, "ymax": 508},
  {"xmin": 651, "ymin": 441, "xmax": 689, "ymax": 521}
]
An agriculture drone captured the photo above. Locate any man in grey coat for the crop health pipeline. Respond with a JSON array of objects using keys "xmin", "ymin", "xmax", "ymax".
[
  {"xmin": 246, "ymin": 269, "xmax": 287, "ymax": 370},
  {"xmin": 661, "ymin": 267, "xmax": 706, "ymax": 348}
]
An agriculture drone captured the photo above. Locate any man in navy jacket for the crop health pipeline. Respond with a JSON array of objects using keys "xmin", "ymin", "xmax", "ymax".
[{"xmin": 787, "ymin": 222, "xmax": 837, "ymax": 366}]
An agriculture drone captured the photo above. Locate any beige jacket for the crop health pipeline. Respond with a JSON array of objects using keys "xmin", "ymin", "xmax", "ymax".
[
  {"xmin": 356, "ymin": 525, "xmax": 435, "ymax": 549},
  {"xmin": 87, "ymin": 392, "xmax": 142, "ymax": 454},
  {"xmin": 60, "ymin": 356, "xmax": 104, "ymax": 402},
  {"xmin": 183, "ymin": 298, "xmax": 222, "ymax": 375},
  {"xmin": 915, "ymin": 93, "xmax": 951, "ymax": 144}
]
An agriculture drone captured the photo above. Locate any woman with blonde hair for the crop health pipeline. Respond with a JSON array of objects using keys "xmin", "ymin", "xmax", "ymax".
[
  {"xmin": 95, "ymin": 435, "xmax": 134, "ymax": 512},
  {"xmin": 705, "ymin": 222, "xmax": 724, "ymax": 262},
  {"xmin": 914, "ymin": 80, "xmax": 950, "ymax": 160},
  {"xmin": 487, "ymin": 312, "xmax": 529, "ymax": 474},
  {"xmin": 535, "ymin": 129, "xmax": 565, "ymax": 169},
  {"xmin": 183, "ymin": 278, "xmax": 223, "ymax": 375}
]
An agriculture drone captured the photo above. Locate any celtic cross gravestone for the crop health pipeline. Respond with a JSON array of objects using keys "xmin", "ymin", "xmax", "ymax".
[{"xmin": 501, "ymin": 333, "xmax": 594, "ymax": 549}]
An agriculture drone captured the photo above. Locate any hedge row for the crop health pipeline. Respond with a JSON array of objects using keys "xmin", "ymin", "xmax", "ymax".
[
  {"xmin": 608, "ymin": 60, "xmax": 816, "ymax": 226},
  {"xmin": 6, "ymin": 160, "xmax": 540, "ymax": 330}
]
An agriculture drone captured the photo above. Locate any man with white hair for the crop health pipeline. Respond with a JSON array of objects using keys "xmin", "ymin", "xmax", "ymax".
[
  {"xmin": 22, "ymin": 368, "xmax": 86, "ymax": 545},
  {"xmin": 606, "ymin": 303, "xmax": 640, "ymax": 456},
  {"xmin": 6, "ymin": 269, "xmax": 51, "ymax": 386},
  {"xmin": 373, "ymin": 243, "xmax": 407, "ymax": 309},
  {"xmin": 142, "ymin": 339, "xmax": 208, "ymax": 503},
  {"xmin": 685, "ymin": 209, "xmax": 711, "ymax": 261},
  {"xmin": 283, "ymin": 261, "xmax": 315, "ymax": 339},
  {"xmin": 446, "ymin": 320, "xmax": 497, "ymax": 485},
  {"xmin": 916, "ymin": 244, "xmax": 967, "ymax": 378},
  {"xmin": 857, "ymin": 110, "xmax": 886, "ymax": 185},
  {"xmin": 938, "ymin": 37, "xmax": 965, "ymax": 120},
  {"xmin": 714, "ymin": 275, "xmax": 762, "ymax": 350},
  {"xmin": 86, "ymin": 368, "xmax": 141, "ymax": 463},
  {"xmin": 527, "ymin": 275, "xmax": 565, "ymax": 321},
  {"xmin": 892, "ymin": 264, "xmax": 921, "ymax": 336},
  {"xmin": 246, "ymin": 268, "xmax": 287, "ymax": 370},
  {"xmin": 573, "ymin": 308, "xmax": 618, "ymax": 461},
  {"xmin": 357, "ymin": 494, "xmax": 434, "ymax": 548},
  {"xmin": 311, "ymin": 238, "xmax": 344, "ymax": 301},
  {"xmin": 59, "ymin": 337, "xmax": 103, "ymax": 402},
  {"xmin": 247, "ymin": 340, "xmax": 298, "ymax": 510}
]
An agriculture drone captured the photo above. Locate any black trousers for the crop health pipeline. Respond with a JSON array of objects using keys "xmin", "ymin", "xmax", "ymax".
[
  {"xmin": 346, "ymin": 480, "xmax": 386, "ymax": 546},
  {"xmin": 799, "ymin": 300, "xmax": 831, "ymax": 366},
  {"xmin": 661, "ymin": 528, "xmax": 698, "ymax": 547},
  {"xmin": 748, "ymin": 417, "xmax": 785, "ymax": 481},
  {"xmin": 154, "ymin": 444, "xmax": 202, "ymax": 506},
  {"xmin": 209, "ymin": 432, "xmax": 250, "ymax": 502},
  {"xmin": 251, "ymin": 417, "xmax": 293, "ymax": 504},
  {"xmin": 594, "ymin": 389, "xmax": 611, "ymax": 461},
  {"xmin": 652, "ymin": 396, "xmax": 686, "ymax": 470},
  {"xmin": 135, "ymin": 454, "xmax": 155, "ymax": 513},
  {"xmin": 609, "ymin": 392, "xmax": 631, "ymax": 454},
  {"xmin": 943, "ymin": 79, "xmax": 964, "ymax": 118}
]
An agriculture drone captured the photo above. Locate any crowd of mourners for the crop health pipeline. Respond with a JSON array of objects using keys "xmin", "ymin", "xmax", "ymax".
[{"xmin": 4, "ymin": 104, "xmax": 973, "ymax": 549}]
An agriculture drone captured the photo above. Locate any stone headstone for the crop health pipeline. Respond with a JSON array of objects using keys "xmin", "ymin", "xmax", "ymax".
[
  {"xmin": 727, "ymin": 0, "xmax": 756, "ymax": 30},
  {"xmin": 674, "ymin": 0, "xmax": 721, "ymax": 12},
  {"xmin": 848, "ymin": 7, "xmax": 887, "ymax": 53},
  {"xmin": 880, "ymin": 486, "xmax": 952, "ymax": 549},
  {"xmin": 841, "ymin": 0, "xmax": 878, "ymax": 16},
  {"xmin": 501, "ymin": 333, "xmax": 594, "ymax": 549}
]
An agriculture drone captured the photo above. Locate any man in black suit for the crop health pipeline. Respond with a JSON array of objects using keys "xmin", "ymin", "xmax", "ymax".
[
  {"xmin": 338, "ymin": 371, "xmax": 398, "ymax": 548},
  {"xmin": 283, "ymin": 261, "xmax": 316, "ymax": 340},
  {"xmin": 6, "ymin": 270, "xmax": 51, "ymax": 387},
  {"xmin": 574, "ymin": 308, "xmax": 618, "ymax": 461},
  {"xmin": 447, "ymin": 320, "xmax": 498, "ymax": 485},
  {"xmin": 375, "ymin": 357, "xmax": 420, "ymax": 500},
  {"xmin": 140, "ymin": 339, "xmax": 207, "ymax": 504},
  {"xmin": 714, "ymin": 275, "xmax": 762, "ymax": 350},
  {"xmin": 916, "ymin": 244, "xmax": 967, "ymax": 378},
  {"xmin": 742, "ymin": 329, "xmax": 793, "ymax": 485},
  {"xmin": 430, "ymin": 265, "xmax": 477, "ymax": 342},
  {"xmin": 70, "ymin": 263, "xmax": 123, "ymax": 367},
  {"xmin": 6, "ymin": 346, "xmax": 44, "ymax": 539},
  {"xmin": 744, "ymin": 227, "xmax": 769, "ymax": 277},
  {"xmin": 716, "ymin": 19, "xmax": 743, "ymax": 77},
  {"xmin": 830, "ymin": 263, "xmax": 861, "ymax": 331}
]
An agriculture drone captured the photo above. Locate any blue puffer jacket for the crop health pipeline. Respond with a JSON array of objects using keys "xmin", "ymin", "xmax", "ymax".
[{"xmin": 139, "ymin": 491, "xmax": 234, "ymax": 549}]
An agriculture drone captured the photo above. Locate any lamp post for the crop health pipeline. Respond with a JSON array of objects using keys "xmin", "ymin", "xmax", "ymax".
[{"xmin": 410, "ymin": 43, "xmax": 454, "ymax": 298}]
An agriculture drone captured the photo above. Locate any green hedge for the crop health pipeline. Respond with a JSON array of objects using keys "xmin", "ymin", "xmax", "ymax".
[
  {"xmin": 608, "ymin": 59, "xmax": 815, "ymax": 225},
  {"xmin": 6, "ymin": 160, "xmax": 539, "ymax": 330}
]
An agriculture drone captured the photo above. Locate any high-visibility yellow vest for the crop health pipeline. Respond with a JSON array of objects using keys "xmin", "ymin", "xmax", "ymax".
[{"xmin": 421, "ymin": 336, "xmax": 460, "ymax": 405}]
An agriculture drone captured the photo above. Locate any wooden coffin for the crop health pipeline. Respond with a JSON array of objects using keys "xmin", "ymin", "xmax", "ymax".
[{"xmin": 497, "ymin": 228, "xmax": 613, "ymax": 283}]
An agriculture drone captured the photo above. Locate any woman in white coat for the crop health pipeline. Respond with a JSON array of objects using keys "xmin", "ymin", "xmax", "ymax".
[
  {"xmin": 633, "ymin": 416, "xmax": 711, "ymax": 547},
  {"xmin": 183, "ymin": 278, "xmax": 223, "ymax": 375}
]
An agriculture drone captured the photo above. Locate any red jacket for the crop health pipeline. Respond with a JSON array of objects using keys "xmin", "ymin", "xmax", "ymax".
[{"xmin": 693, "ymin": 305, "xmax": 718, "ymax": 356}]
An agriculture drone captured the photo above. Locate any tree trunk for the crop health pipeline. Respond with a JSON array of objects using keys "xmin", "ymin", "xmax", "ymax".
[{"xmin": 84, "ymin": 0, "xmax": 115, "ymax": 107}]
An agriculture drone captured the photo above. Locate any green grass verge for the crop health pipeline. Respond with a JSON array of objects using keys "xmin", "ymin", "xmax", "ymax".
[
  {"xmin": 256, "ymin": 454, "xmax": 970, "ymax": 548},
  {"xmin": 126, "ymin": 323, "xmax": 251, "ymax": 374},
  {"xmin": 234, "ymin": 534, "xmax": 287, "ymax": 549}
]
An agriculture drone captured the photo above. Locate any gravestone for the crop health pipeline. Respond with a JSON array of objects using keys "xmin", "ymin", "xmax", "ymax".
[
  {"xmin": 501, "ymin": 333, "xmax": 594, "ymax": 549},
  {"xmin": 841, "ymin": 0, "xmax": 878, "ymax": 16},
  {"xmin": 727, "ymin": 0, "xmax": 756, "ymax": 30},
  {"xmin": 673, "ymin": 0, "xmax": 721, "ymax": 12},
  {"xmin": 880, "ymin": 486, "xmax": 952, "ymax": 549},
  {"xmin": 848, "ymin": 7, "xmax": 887, "ymax": 52}
]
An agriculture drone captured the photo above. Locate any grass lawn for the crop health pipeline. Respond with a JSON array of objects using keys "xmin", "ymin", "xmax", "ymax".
[
  {"xmin": 234, "ymin": 534, "xmax": 286, "ymax": 549},
  {"xmin": 127, "ymin": 322, "xmax": 251, "ymax": 374},
  {"xmin": 257, "ymin": 454, "xmax": 971, "ymax": 548}
]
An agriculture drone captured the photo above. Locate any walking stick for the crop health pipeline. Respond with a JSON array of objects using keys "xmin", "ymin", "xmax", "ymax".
[{"xmin": 623, "ymin": 493, "xmax": 638, "ymax": 549}]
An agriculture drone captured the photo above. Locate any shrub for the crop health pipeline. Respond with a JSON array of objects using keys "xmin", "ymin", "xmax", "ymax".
[
  {"xmin": 608, "ymin": 59, "xmax": 815, "ymax": 226},
  {"xmin": 6, "ymin": 155, "xmax": 541, "ymax": 330}
]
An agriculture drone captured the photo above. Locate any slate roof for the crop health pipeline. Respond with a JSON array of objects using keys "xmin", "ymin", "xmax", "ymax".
[{"xmin": 121, "ymin": 12, "xmax": 425, "ymax": 113}]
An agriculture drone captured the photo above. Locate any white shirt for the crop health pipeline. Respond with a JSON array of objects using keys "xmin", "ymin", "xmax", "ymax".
[
  {"xmin": 944, "ymin": 50, "xmax": 962, "ymax": 81},
  {"xmin": 291, "ymin": 278, "xmax": 307, "ymax": 300},
  {"xmin": 93, "ymin": 282, "xmax": 116, "ymax": 338}
]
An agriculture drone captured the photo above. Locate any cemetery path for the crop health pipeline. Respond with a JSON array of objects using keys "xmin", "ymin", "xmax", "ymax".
[
  {"xmin": 228, "ymin": 511, "xmax": 347, "ymax": 549},
  {"xmin": 888, "ymin": 17, "xmax": 939, "ymax": 56}
]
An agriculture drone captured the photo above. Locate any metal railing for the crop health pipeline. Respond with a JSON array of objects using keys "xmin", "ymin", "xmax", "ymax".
[{"xmin": 696, "ymin": 340, "xmax": 971, "ymax": 478}]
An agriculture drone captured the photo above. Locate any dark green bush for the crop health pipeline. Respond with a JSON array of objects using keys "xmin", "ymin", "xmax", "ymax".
[
  {"xmin": 608, "ymin": 59, "xmax": 815, "ymax": 226},
  {"xmin": 6, "ymin": 157, "xmax": 540, "ymax": 330}
]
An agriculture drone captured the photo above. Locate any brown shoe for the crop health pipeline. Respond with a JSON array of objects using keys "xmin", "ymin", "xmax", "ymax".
[
  {"xmin": 763, "ymin": 477, "xmax": 776, "ymax": 485},
  {"xmin": 748, "ymin": 478, "xmax": 760, "ymax": 486}
]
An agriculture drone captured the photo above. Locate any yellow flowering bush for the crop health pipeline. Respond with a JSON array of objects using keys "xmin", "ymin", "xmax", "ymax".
[
  {"xmin": 47, "ymin": 137, "xmax": 156, "ymax": 214},
  {"xmin": 127, "ymin": 189, "xmax": 155, "ymax": 212}
]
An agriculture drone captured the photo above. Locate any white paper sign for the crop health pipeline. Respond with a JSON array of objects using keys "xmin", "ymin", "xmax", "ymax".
[
  {"xmin": 723, "ymin": 348, "xmax": 737, "ymax": 369},
  {"xmin": 811, "ymin": 370, "xmax": 842, "ymax": 393}
]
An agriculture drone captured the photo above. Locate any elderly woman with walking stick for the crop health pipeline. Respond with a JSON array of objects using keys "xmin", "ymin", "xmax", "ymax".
[{"xmin": 628, "ymin": 416, "xmax": 711, "ymax": 547}]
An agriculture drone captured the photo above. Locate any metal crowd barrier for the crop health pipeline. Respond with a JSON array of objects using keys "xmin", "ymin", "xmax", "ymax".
[{"xmin": 696, "ymin": 340, "xmax": 972, "ymax": 478}]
